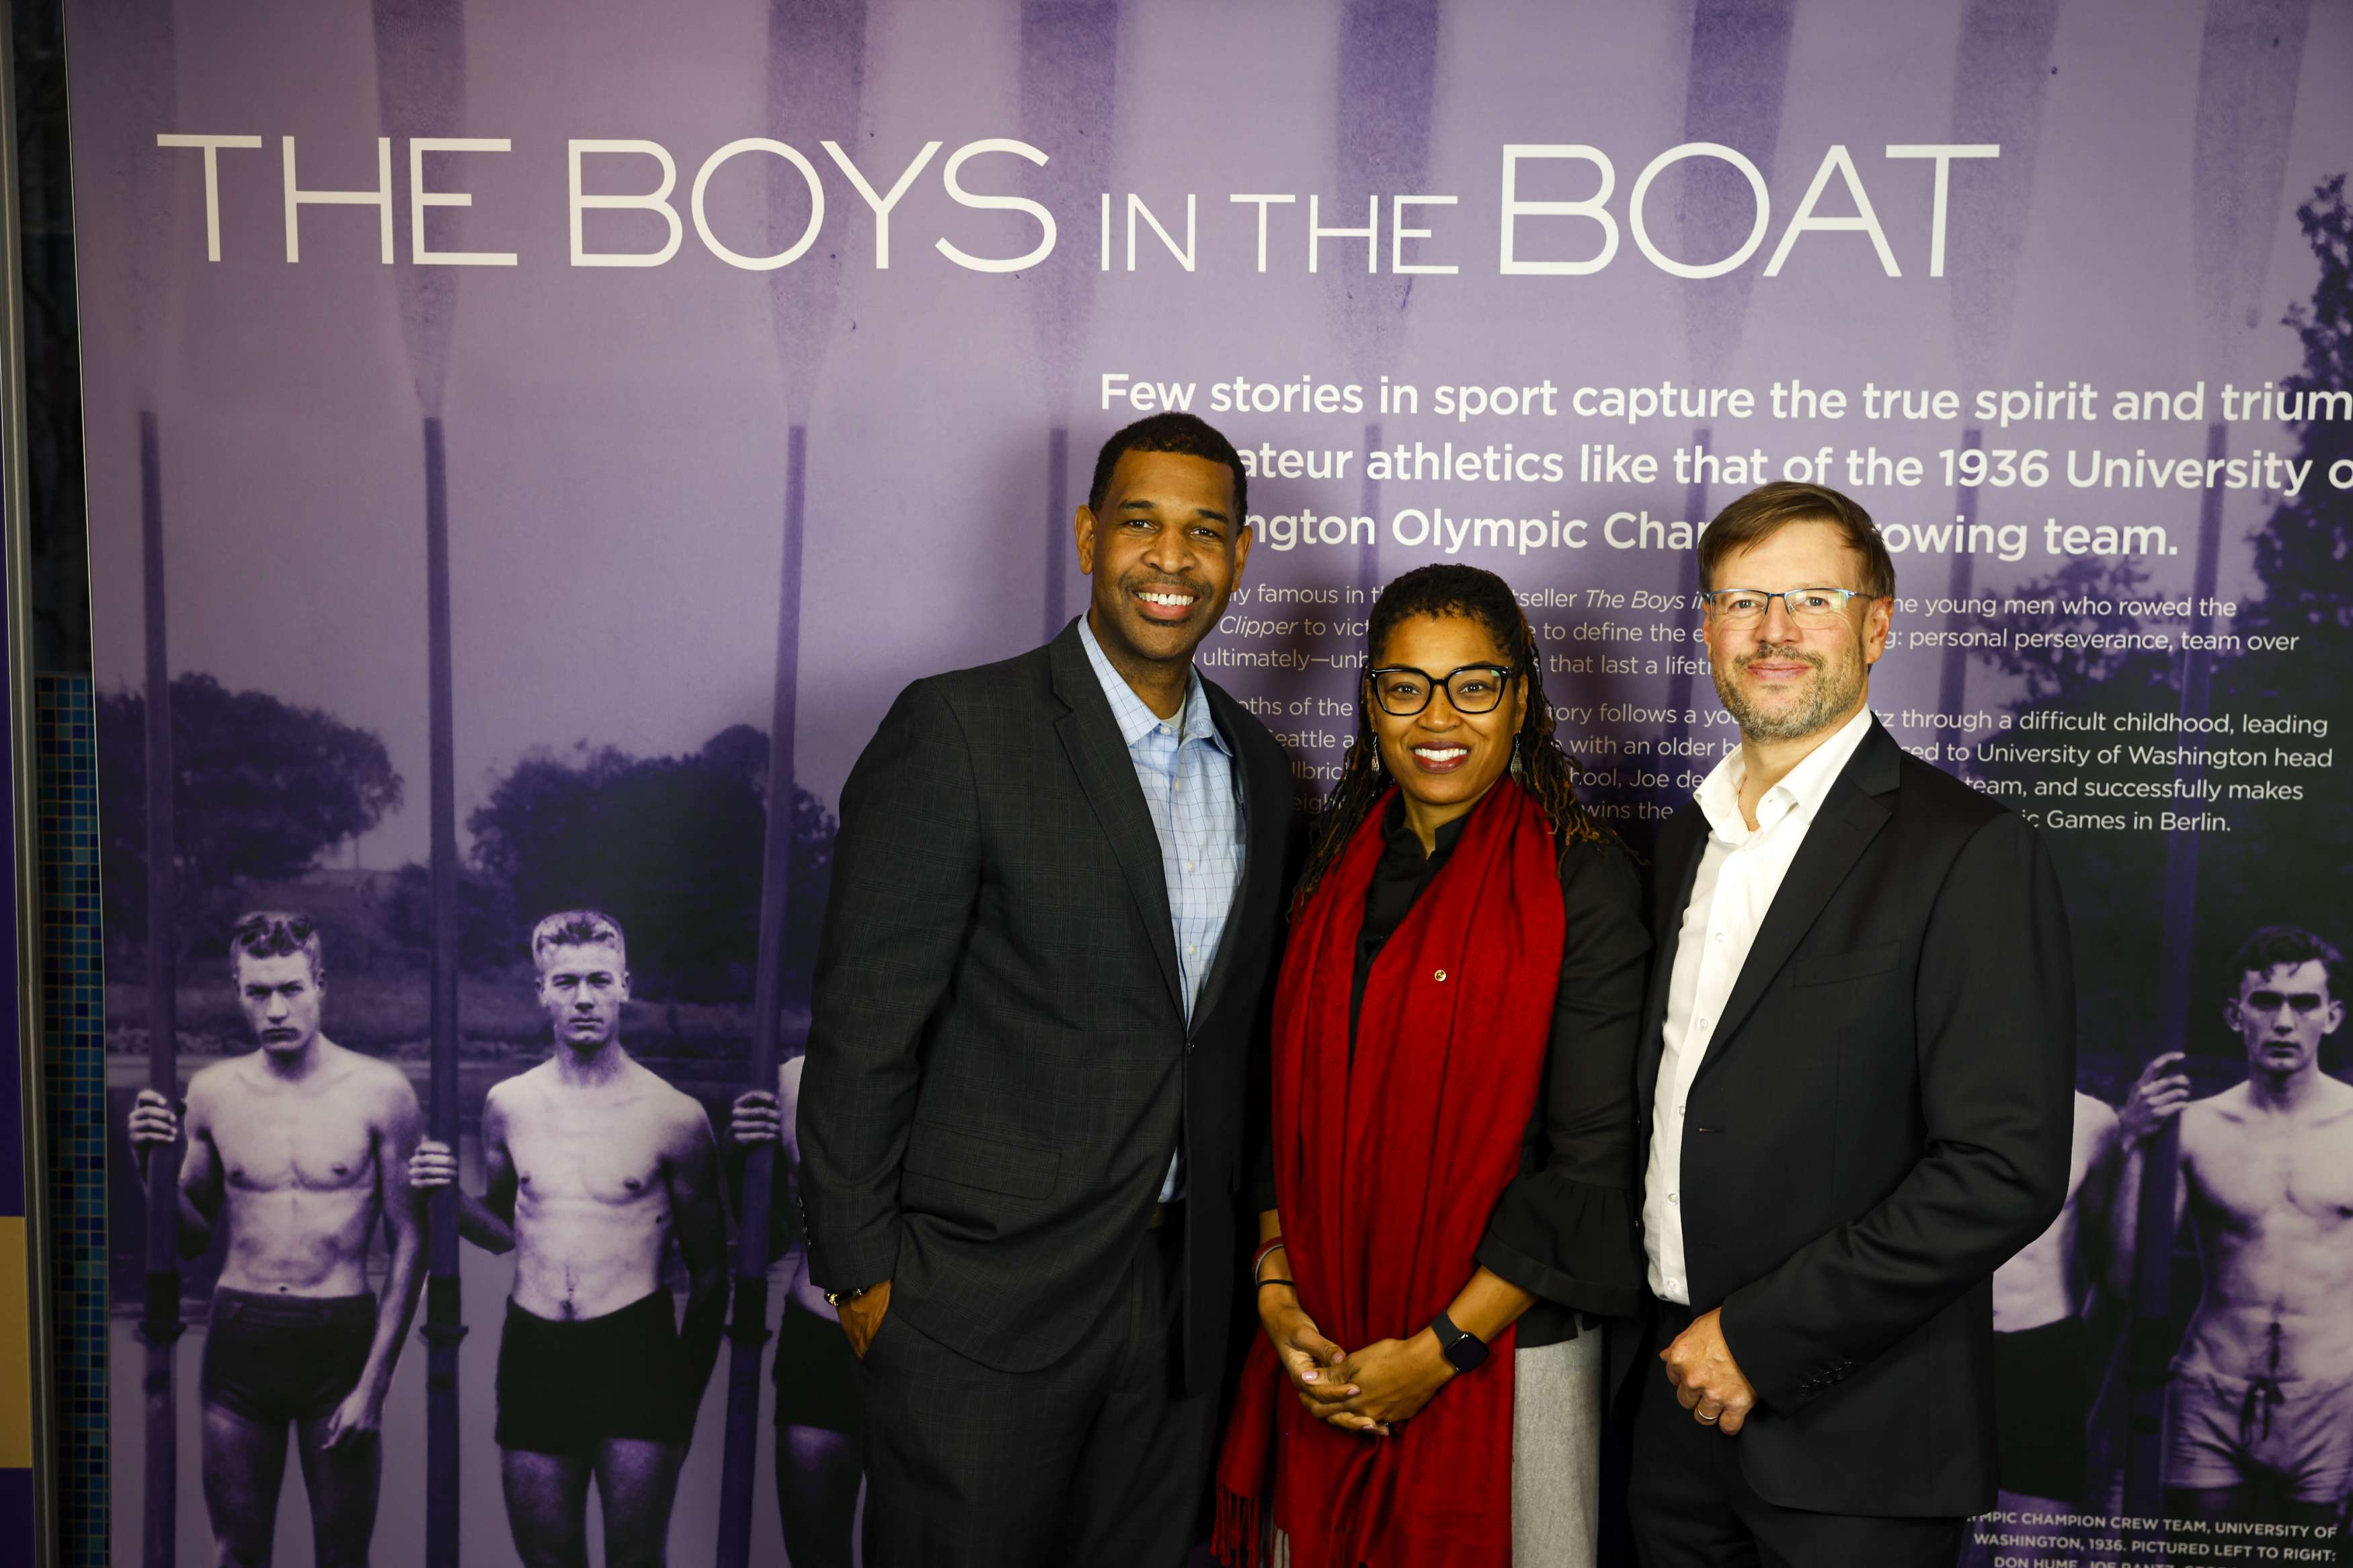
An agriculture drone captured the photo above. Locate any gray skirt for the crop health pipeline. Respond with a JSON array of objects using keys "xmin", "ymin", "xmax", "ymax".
[{"xmin": 1270, "ymin": 1327, "xmax": 1605, "ymax": 1568}]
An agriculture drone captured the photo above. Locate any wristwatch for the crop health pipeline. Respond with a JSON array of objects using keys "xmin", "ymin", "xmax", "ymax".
[
  {"xmin": 1429, "ymin": 1309, "xmax": 1489, "ymax": 1373},
  {"xmin": 823, "ymin": 1284, "xmax": 876, "ymax": 1308}
]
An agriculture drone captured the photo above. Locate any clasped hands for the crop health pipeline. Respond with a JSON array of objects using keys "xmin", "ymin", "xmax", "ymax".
[
  {"xmin": 1261, "ymin": 1289, "xmax": 1761, "ymax": 1439},
  {"xmin": 1661, "ymin": 1306, "xmax": 1757, "ymax": 1436},
  {"xmin": 1261, "ymin": 1291, "xmax": 1454, "ymax": 1439}
]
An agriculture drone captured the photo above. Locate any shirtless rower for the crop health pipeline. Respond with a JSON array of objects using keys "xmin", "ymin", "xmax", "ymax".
[
  {"xmin": 2116, "ymin": 923, "xmax": 2353, "ymax": 1530},
  {"xmin": 731, "ymin": 1054, "xmax": 863, "ymax": 1568},
  {"xmin": 125, "ymin": 911, "xmax": 426, "ymax": 1568},
  {"xmin": 409, "ymin": 909, "xmax": 727, "ymax": 1568}
]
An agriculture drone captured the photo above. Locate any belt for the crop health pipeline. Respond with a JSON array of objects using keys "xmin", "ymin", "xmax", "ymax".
[{"xmin": 1146, "ymin": 1201, "xmax": 1184, "ymax": 1231}]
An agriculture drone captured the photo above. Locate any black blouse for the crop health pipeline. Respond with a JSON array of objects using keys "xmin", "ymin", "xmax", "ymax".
[{"xmin": 1252, "ymin": 794, "xmax": 1650, "ymax": 1347}]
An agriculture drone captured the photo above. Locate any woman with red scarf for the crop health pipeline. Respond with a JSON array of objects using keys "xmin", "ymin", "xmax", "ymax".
[{"xmin": 1217, "ymin": 565, "xmax": 1649, "ymax": 1568}]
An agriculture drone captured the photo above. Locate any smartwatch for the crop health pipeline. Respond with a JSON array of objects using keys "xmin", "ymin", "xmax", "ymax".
[{"xmin": 1429, "ymin": 1309, "xmax": 1489, "ymax": 1373}]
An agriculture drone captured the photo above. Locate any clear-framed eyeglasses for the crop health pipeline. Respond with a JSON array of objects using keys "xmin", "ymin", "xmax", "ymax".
[
  {"xmin": 1700, "ymin": 587, "xmax": 1875, "ymax": 627},
  {"xmin": 1367, "ymin": 663, "xmax": 1519, "ymax": 718}
]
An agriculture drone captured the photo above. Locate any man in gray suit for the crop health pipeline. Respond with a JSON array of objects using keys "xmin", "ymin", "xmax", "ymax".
[{"xmin": 796, "ymin": 412, "xmax": 1293, "ymax": 1568}]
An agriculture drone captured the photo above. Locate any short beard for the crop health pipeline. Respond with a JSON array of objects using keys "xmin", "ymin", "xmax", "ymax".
[{"xmin": 1714, "ymin": 641, "xmax": 1865, "ymax": 743}]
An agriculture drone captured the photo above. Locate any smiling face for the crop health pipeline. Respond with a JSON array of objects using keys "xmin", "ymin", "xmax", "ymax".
[
  {"xmin": 537, "ymin": 941, "xmax": 629, "ymax": 1054},
  {"xmin": 2229, "ymin": 959, "xmax": 2342, "ymax": 1080},
  {"xmin": 1368, "ymin": 612, "xmax": 1528, "ymax": 832},
  {"xmin": 235, "ymin": 950, "xmax": 324, "ymax": 1059},
  {"xmin": 1076, "ymin": 448, "xmax": 1251, "ymax": 674},
  {"xmin": 1704, "ymin": 518, "xmax": 1891, "ymax": 744}
]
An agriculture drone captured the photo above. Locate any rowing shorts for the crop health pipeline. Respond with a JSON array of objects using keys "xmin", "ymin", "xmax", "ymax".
[
  {"xmin": 495, "ymin": 1290, "xmax": 692, "ymax": 1455},
  {"xmin": 200, "ymin": 1287, "xmax": 375, "ymax": 1427}
]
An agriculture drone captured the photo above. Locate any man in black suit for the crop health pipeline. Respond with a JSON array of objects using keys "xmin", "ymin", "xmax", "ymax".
[
  {"xmin": 795, "ymin": 411, "xmax": 1293, "ymax": 1568},
  {"xmin": 1626, "ymin": 481, "xmax": 2076, "ymax": 1566}
]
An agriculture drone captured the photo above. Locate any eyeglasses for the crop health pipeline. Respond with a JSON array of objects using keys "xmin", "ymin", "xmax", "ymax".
[
  {"xmin": 1701, "ymin": 587, "xmax": 1874, "ymax": 626},
  {"xmin": 2241, "ymin": 989, "xmax": 2331, "ymax": 1018},
  {"xmin": 1367, "ymin": 663, "xmax": 1518, "ymax": 717}
]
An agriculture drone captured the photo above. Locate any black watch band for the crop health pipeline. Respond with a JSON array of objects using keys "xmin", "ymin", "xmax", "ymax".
[{"xmin": 1430, "ymin": 1309, "xmax": 1489, "ymax": 1373}]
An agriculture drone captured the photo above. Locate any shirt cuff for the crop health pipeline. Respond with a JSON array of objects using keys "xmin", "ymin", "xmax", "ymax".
[{"xmin": 1476, "ymin": 1172, "xmax": 1646, "ymax": 1319}]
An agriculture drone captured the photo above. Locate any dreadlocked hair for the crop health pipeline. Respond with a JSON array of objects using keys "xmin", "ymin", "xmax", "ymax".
[{"xmin": 1292, "ymin": 563, "xmax": 1613, "ymax": 915}]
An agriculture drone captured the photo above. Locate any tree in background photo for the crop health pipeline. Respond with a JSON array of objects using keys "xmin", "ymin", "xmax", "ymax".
[
  {"xmin": 97, "ymin": 673, "xmax": 403, "ymax": 978},
  {"xmin": 99, "ymin": 675, "xmax": 836, "ymax": 1053},
  {"xmin": 464, "ymin": 723, "xmax": 834, "ymax": 1006},
  {"xmin": 1974, "ymin": 174, "xmax": 2353, "ymax": 1077}
]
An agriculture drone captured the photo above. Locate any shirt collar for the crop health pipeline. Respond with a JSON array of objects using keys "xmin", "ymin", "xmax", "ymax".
[
  {"xmin": 1695, "ymin": 704, "xmax": 1876, "ymax": 841},
  {"xmin": 1076, "ymin": 615, "xmax": 1228, "ymax": 754},
  {"xmin": 1379, "ymin": 789, "xmax": 1470, "ymax": 864}
]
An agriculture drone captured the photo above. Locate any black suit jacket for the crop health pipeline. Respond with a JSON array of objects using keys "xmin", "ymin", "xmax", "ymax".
[
  {"xmin": 1630, "ymin": 717, "xmax": 2075, "ymax": 1516},
  {"xmin": 797, "ymin": 619, "xmax": 1293, "ymax": 1391}
]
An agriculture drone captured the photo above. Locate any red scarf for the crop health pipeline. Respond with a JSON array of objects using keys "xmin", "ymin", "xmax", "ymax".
[{"xmin": 1215, "ymin": 781, "xmax": 1566, "ymax": 1568}]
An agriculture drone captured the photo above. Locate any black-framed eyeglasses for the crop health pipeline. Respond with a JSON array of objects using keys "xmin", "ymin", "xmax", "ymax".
[
  {"xmin": 1367, "ymin": 663, "xmax": 1519, "ymax": 717},
  {"xmin": 1700, "ymin": 587, "xmax": 1874, "ymax": 626}
]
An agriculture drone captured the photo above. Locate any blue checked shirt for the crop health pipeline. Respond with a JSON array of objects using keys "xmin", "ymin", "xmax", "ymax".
[{"xmin": 1078, "ymin": 618, "xmax": 1246, "ymax": 1202}]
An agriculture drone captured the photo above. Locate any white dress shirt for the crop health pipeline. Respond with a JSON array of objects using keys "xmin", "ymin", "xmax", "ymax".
[{"xmin": 1643, "ymin": 705, "xmax": 1876, "ymax": 1303}]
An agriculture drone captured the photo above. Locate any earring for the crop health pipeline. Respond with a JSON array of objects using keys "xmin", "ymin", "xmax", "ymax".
[
  {"xmin": 1369, "ymin": 741, "xmax": 1383, "ymax": 775},
  {"xmin": 1509, "ymin": 734, "xmax": 1523, "ymax": 779}
]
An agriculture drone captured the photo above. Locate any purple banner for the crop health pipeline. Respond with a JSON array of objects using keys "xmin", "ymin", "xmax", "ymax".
[{"xmin": 65, "ymin": 3, "xmax": 2353, "ymax": 1565}]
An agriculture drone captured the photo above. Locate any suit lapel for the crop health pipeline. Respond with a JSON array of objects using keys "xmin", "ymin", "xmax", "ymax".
[
  {"xmin": 1691, "ymin": 723, "xmax": 1902, "ymax": 1084},
  {"xmin": 1049, "ymin": 626, "xmax": 1185, "ymax": 1017},
  {"xmin": 1186, "ymin": 685, "xmax": 1277, "ymax": 1038},
  {"xmin": 1638, "ymin": 806, "xmax": 1708, "ymax": 1118}
]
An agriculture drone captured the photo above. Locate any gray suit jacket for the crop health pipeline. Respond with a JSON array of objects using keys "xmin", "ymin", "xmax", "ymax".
[{"xmin": 797, "ymin": 618, "xmax": 1294, "ymax": 1389}]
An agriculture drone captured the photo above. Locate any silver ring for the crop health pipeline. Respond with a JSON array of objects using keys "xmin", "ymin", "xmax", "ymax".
[{"xmin": 1696, "ymin": 1409, "xmax": 1720, "ymax": 1424}]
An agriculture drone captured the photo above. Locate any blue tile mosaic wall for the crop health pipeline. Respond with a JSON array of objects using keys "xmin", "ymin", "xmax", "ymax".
[{"xmin": 39, "ymin": 673, "xmax": 102, "ymax": 1568}]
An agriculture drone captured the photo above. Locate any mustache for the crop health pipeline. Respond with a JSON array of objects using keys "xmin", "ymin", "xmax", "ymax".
[{"xmin": 1736, "ymin": 643, "xmax": 1825, "ymax": 672}]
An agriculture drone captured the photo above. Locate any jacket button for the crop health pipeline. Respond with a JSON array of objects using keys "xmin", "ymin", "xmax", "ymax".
[{"xmin": 1433, "ymin": 969, "xmax": 1448, "ymax": 982}]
